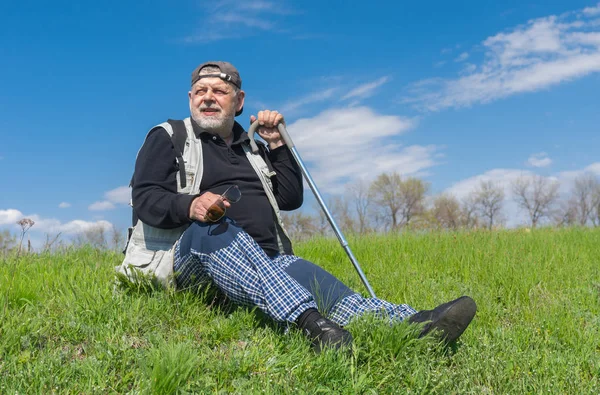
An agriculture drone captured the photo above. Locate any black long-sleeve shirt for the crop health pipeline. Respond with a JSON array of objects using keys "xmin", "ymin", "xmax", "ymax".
[{"xmin": 131, "ymin": 120, "xmax": 303, "ymax": 257}]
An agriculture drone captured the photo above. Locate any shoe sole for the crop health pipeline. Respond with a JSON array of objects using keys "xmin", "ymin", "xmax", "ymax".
[{"xmin": 429, "ymin": 296, "xmax": 477, "ymax": 344}]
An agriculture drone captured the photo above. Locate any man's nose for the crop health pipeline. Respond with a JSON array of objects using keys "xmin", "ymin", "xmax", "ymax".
[{"xmin": 203, "ymin": 88, "xmax": 215, "ymax": 101}]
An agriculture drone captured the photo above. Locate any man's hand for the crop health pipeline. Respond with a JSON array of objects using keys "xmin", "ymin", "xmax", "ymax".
[
  {"xmin": 189, "ymin": 192, "xmax": 231, "ymax": 222},
  {"xmin": 250, "ymin": 110, "xmax": 285, "ymax": 150}
]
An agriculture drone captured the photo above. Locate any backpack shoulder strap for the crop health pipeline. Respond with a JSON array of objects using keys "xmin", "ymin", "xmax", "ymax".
[
  {"xmin": 243, "ymin": 142, "xmax": 292, "ymax": 254},
  {"xmin": 130, "ymin": 120, "xmax": 188, "ymax": 188},
  {"xmin": 166, "ymin": 119, "xmax": 188, "ymax": 189},
  {"xmin": 244, "ymin": 142, "xmax": 276, "ymax": 187}
]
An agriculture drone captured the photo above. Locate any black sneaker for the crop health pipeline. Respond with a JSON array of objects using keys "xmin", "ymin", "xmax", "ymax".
[
  {"xmin": 297, "ymin": 308, "xmax": 353, "ymax": 353},
  {"xmin": 408, "ymin": 296, "xmax": 477, "ymax": 344},
  {"xmin": 305, "ymin": 317, "xmax": 353, "ymax": 353}
]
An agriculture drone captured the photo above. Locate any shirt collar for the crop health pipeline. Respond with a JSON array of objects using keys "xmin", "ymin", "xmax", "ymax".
[{"xmin": 190, "ymin": 119, "xmax": 249, "ymax": 145}]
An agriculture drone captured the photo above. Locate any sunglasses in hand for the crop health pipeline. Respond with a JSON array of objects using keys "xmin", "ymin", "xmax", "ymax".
[{"xmin": 204, "ymin": 185, "xmax": 242, "ymax": 222}]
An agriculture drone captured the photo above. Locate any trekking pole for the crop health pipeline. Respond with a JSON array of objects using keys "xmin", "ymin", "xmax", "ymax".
[{"xmin": 249, "ymin": 122, "xmax": 377, "ymax": 298}]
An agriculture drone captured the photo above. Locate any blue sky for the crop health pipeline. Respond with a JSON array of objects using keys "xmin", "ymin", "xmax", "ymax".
[{"xmin": 1, "ymin": 0, "xmax": 599, "ymax": 245}]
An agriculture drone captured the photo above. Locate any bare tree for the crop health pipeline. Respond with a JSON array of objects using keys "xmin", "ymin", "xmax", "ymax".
[
  {"xmin": 370, "ymin": 173, "xmax": 403, "ymax": 231},
  {"xmin": 512, "ymin": 175, "xmax": 560, "ymax": 227},
  {"xmin": 553, "ymin": 198, "xmax": 579, "ymax": 227},
  {"xmin": 345, "ymin": 179, "xmax": 372, "ymax": 234},
  {"xmin": 461, "ymin": 194, "xmax": 480, "ymax": 229},
  {"xmin": 282, "ymin": 212, "xmax": 318, "ymax": 242},
  {"xmin": 0, "ymin": 230, "xmax": 17, "ymax": 255},
  {"xmin": 110, "ymin": 225, "xmax": 126, "ymax": 252},
  {"xmin": 593, "ymin": 184, "xmax": 600, "ymax": 227},
  {"xmin": 431, "ymin": 194, "xmax": 462, "ymax": 230},
  {"xmin": 571, "ymin": 173, "xmax": 600, "ymax": 225},
  {"xmin": 399, "ymin": 177, "xmax": 429, "ymax": 227},
  {"xmin": 329, "ymin": 195, "xmax": 355, "ymax": 234},
  {"xmin": 74, "ymin": 224, "xmax": 107, "ymax": 249},
  {"xmin": 312, "ymin": 200, "xmax": 334, "ymax": 237},
  {"xmin": 474, "ymin": 180, "xmax": 505, "ymax": 230},
  {"xmin": 369, "ymin": 173, "xmax": 429, "ymax": 231}
]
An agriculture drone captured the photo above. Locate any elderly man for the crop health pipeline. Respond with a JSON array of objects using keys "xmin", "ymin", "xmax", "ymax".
[{"xmin": 118, "ymin": 61, "xmax": 477, "ymax": 352}]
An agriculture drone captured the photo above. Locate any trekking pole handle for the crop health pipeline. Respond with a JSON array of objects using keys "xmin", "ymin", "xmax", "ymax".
[{"xmin": 248, "ymin": 121, "xmax": 295, "ymax": 153}]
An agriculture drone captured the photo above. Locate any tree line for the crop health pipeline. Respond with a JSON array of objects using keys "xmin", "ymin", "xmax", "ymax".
[
  {"xmin": 2, "ymin": 171, "xmax": 599, "ymax": 254},
  {"xmin": 0, "ymin": 220, "xmax": 125, "ymax": 256},
  {"xmin": 282, "ymin": 172, "xmax": 600, "ymax": 241}
]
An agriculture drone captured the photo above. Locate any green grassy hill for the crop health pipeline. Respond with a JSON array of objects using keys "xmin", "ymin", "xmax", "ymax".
[{"xmin": 1, "ymin": 228, "xmax": 599, "ymax": 393}]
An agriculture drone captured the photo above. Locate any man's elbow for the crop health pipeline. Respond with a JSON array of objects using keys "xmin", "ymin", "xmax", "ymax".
[
  {"xmin": 132, "ymin": 192, "xmax": 166, "ymax": 228},
  {"xmin": 281, "ymin": 194, "xmax": 303, "ymax": 211}
]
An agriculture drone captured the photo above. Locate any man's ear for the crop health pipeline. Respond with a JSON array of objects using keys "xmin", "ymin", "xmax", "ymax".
[{"xmin": 236, "ymin": 90, "xmax": 245, "ymax": 113}]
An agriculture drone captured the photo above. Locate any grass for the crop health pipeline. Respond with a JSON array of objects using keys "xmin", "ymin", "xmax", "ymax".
[{"xmin": 1, "ymin": 228, "xmax": 599, "ymax": 393}]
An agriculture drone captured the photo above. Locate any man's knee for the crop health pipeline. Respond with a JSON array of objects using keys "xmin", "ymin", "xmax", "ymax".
[{"xmin": 284, "ymin": 259, "xmax": 356, "ymax": 313}]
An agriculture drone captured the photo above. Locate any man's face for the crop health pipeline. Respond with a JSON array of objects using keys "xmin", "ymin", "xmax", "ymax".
[{"xmin": 188, "ymin": 77, "xmax": 244, "ymax": 132}]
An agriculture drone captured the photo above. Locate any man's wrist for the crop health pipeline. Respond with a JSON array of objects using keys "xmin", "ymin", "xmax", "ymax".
[
  {"xmin": 187, "ymin": 195, "xmax": 200, "ymax": 221},
  {"xmin": 269, "ymin": 140, "xmax": 284, "ymax": 150}
]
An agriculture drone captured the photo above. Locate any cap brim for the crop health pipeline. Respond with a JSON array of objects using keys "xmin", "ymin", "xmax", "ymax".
[{"xmin": 235, "ymin": 107, "xmax": 243, "ymax": 117}]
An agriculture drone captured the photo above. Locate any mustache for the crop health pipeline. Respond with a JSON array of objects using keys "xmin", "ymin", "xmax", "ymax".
[{"xmin": 199, "ymin": 105, "xmax": 221, "ymax": 111}]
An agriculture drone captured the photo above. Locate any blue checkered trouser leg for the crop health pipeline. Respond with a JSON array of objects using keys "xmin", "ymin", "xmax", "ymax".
[
  {"xmin": 327, "ymin": 293, "xmax": 417, "ymax": 327},
  {"xmin": 277, "ymin": 258, "xmax": 416, "ymax": 326},
  {"xmin": 173, "ymin": 219, "xmax": 317, "ymax": 323}
]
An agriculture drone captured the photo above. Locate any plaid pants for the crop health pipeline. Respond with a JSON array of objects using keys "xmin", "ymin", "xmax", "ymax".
[{"xmin": 174, "ymin": 219, "xmax": 416, "ymax": 326}]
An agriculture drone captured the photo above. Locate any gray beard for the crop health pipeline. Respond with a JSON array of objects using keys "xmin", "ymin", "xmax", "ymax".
[{"xmin": 191, "ymin": 114, "xmax": 235, "ymax": 139}]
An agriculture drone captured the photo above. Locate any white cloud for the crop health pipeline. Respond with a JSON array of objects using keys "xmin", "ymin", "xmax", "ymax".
[
  {"xmin": 52, "ymin": 220, "xmax": 113, "ymax": 235},
  {"xmin": 0, "ymin": 208, "xmax": 113, "ymax": 236},
  {"xmin": 583, "ymin": 3, "xmax": 600, "ymax": 16},
  {"xmin": 454, "ymin": 52, "xmax": 469, "ymax": 62},
  {"xmin": 585, "ymin": 162, "xmax": 600, "ymax": 174},
  {"xmin": 556, "ymin": 162, "xmax": 600, "ymax": 184},
  {"xmin": 58, "ymin": 202, "xmax": 71, "ymax": 209},
  {"xmin": 445, "ymin": 168, "xmax": 527, "ymax": 201},
  {"xmin": 527, "ymin": 152, "xmax": 552, "ymax": 167},
  {"xmin": 546, "ymin": 162, "xmax": 600, "ymax": 199},
  {"xmin": 441, "ymin": 44, "xmax": 461, "ymax": 54},
  {"xmin": 405, "ymin": 7, "xmax": 600, "ymax": 111},
  {"xmin": 105, "ymin": 186, "xmax": 131, "ymax": 204},
  {"xmin": 89, "ymin": 201, "xmax": 116, "ymax": 211},
  {"xmin": 281, "ymin": 88, "xmax": 338, "ymax": 114},
  {"xmin": 183, "ymin": 1, "xmax": 296, "ymax": 43},
  {"xmin": 0, "ymin": 209, "xmax": 23, "ymax": 225},
  {"xmin": 341, "ymin": 77, "xmax": 390, "ymax": 100},
  {"xmin": 87, "ymin": 185, "xmax": 131, "ymax": 212},
  {"xmin": 287, "ymin": 107, "xmax": 438, "ymax": 193},
  {"xmin": 280, "ymin": 77, "xmax": 391, "ymax": 115},
  {"xmin": 463, "ymin": 63, "xmax": 477, "ymax": 74},
  {"xmin": 234, "ymin": 0, "xmax": 294, "ymax": 14},
  {"xmin": 291, "ymin": 33, "xmax": 329, "ymax": 40},
  {"xmin": 215, "ymin": 13, "xmax": 275, "ymax": 31}
]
